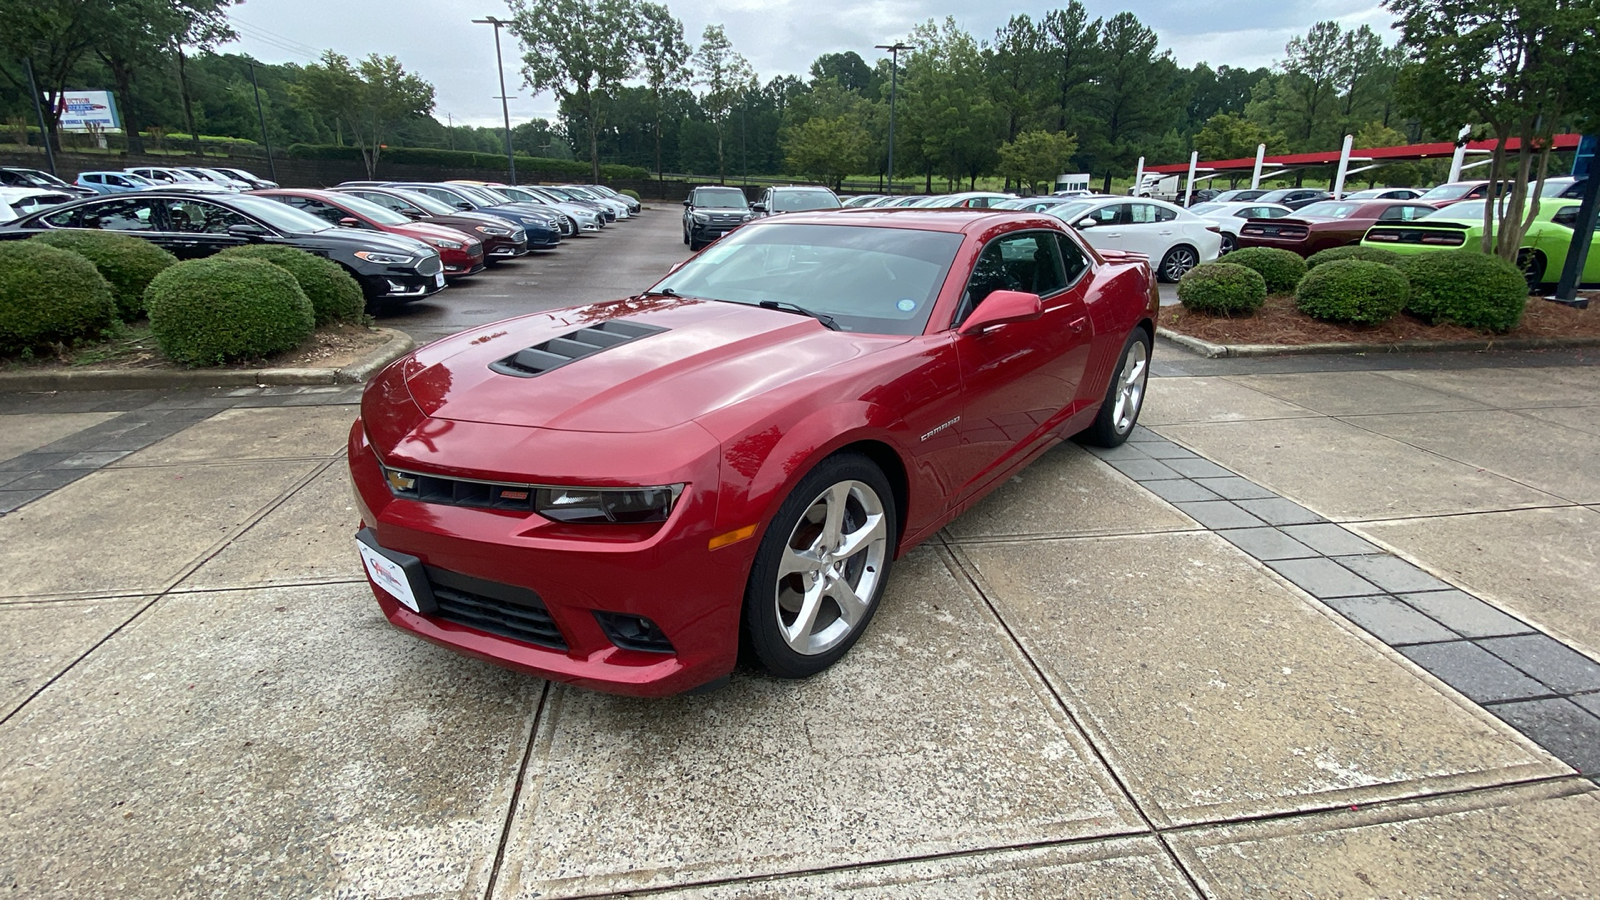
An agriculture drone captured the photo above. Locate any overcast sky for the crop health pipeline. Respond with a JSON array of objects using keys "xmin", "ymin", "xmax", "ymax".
[{"xmin": 225, "ymin": 0, "xmax": 1397, "ymax": 129}]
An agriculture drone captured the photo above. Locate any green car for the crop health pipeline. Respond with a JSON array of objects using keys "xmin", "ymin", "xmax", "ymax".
[{"xmin": 1361, "ymin": 198, "xmax": 1597, "ymax": 288}]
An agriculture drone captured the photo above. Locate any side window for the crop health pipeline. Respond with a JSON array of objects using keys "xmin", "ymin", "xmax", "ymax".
[
  {"xmin": 1127, "ymin": 203, "xmax": 1159, "ymax": 224},
  {"xmin": 165, "ymin": 199, "xmax": 246, "ymax": 234},
  {"xmin": 42, "ymin": 206, "xmax": 82, "ymax": 228},
  {"xmin": 1153, "ymin": 205, "xmax": 1178, "ymax": 222},
  {"xmin": 284, "ymin": 197, "xmax": 343, "ymax": 225},
  {"xmin": 83, "ymin": 174, "xmax": 102, "ymax": 185},
  {"xmin": 1377, "ymin": 206, "xmax": 1406, "ymax": 221},
  {"xmin": 1085, "ymin": 204, "xmax": 1121, "ymax": 227},
  {"xmin": 1055, "ymin": 232, "xmax": 1090, "ymax": 284},
  {"xmin": 1552, "ymin": 206, "xmax": 1579, "ymax": 227},
  {"xmin": 107, "ymin": 175, "xmax": 130, "ymax": 188},
  {"xmin": 956, "ymin": 231, "xmax": 1067, "ymax": 325},
  {"xmin": 356, "ymin": 192, "xmax": 405, "ymax": 212},
  {"xmin": 79, "ymin": 197, "xmax": 161, "ymax": 231}
]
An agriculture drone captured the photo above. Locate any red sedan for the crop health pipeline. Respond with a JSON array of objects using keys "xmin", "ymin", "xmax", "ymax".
[
  {"xmin": 1236, "ymin": 199, "xmax": 1437, "ymax": 256},
  {"xmin": 253, "ymin": 189, "xmax": 487, "ymax": 279},
  {"xmin": 349, "ymin": 209, "xmax": 1159, "ymax": 695}
]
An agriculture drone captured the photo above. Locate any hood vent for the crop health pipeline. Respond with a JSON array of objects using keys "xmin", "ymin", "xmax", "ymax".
[{"xmin": 490, "ymin": 319, "xmax": 668, "ymax": 378}]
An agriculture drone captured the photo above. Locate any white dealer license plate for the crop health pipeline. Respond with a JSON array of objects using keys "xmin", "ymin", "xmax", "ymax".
[
  {"xmin": 434, "ymin": 272, "xmax": 445, "ymax": 288},
  {"xmin": 358, "ymin": 540, "xmax": 420, "ymax": 612}
]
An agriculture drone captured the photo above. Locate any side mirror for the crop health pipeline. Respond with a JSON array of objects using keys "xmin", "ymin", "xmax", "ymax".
[
  {"xmin": 338, "ymin": 217, "xmax": 361, "ymax": 227},
  {"xmin": 751, "ymin": 202, "xmax": 767, "ymax": 212},
  {"xmin": 1076, "ymin": 217, "xmax": 1096, "ymax": 229},
  {"xmin": 455, "ymin": 201, "xmax": 473, "ymax": 211},
  {"xmin": 227, "ymin": 223, "xmax": 270, "ymax": 240},
  {"xmin": 681, "ymin": 199, "xmax": 691, "ymax": 206},
  {"xmin": 401, "ymin": 209, "xmax": 425, "ymax": 220},
  {"xmin": 959, "ymin": 290, "xmax": 1043, "ymax": 335}
]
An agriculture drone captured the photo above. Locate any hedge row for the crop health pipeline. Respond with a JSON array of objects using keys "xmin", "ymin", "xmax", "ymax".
[{"xmin": 283, "ymin": 144, "xmax": 650, "ymax": 180}]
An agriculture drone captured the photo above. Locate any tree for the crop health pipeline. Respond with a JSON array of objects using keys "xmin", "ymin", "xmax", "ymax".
[
  {"xmin": 1278, "ymin": 21, "xmax": 1346, "ymax": 147},
  {"xmin": 902, "ymin": 18, "xmax": 1005, "ymax": 190},
  {"xmin": 508, "ymin": 0, "xmax": 640, "ymax": 184},
  {"xmin": 0, "ymin": 0, "xmax": 116, "ymax": 150},
  {"xmin": 1389, "ymin": 0, "xmax": 1600, "ymax": 260},
  {"xmin": 1040, "ymin": 2, "xmax": 1102, "ymax": 137},
  {"xmin": 92, "ymin": 0, "xmax": 236, "ymax": 154},
  {"xmin": 997, "ymin": 130, "xmax": 1080, "ymax": 193},
  {"xmin": 809, "ymin": 51, "xmax": 878, "ymax": 96},
  {"xmin": 1193, "ymin": 113, "xmax": 1287, "ymax": 161},
  {"xmin": 693, "ymin": 24, "xmax": 755, "ymax": 183},
  {"xmin": 636, "ymin": 2, "xmax": 690, "ymax": 180},
  {"xmin": 987, "ymin": 15, "xmax": 1048, "ymax": 146},
  {"xmin": 1353, "ymin": 121, "xmax": 1426, "ymax": 186},
  {"xmin": 294, "ymin": 51, "xmax": 435, "ymax": 178},
  {"xmin": 1085, "ymin": 12, "xmax": 1176, "ymax": 191},
  {"xmin": 783, "ymin": 115, "xmax": 870, "ymax": 188}
]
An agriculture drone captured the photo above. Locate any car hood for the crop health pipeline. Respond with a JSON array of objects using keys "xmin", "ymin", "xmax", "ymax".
[
  {"xmin": 291, "ymin": 227, "xmax": 432, "ymax": 255},
  {"xmin": 395, "ymin": 221, "xmax": 480, "ymax": 244},
  {"xmin": 399, "ymin": 297, "xmax": 907, "ymax": 433}
]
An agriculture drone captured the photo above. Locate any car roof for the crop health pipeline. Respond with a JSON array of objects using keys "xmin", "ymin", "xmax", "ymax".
[
  {"xmin": 769, "ymin": 185, "xmax": 835, "ymax": 192},
  {"xmin": 761, "ymin": 207, "xmax": 1068, "ymax": 235}
]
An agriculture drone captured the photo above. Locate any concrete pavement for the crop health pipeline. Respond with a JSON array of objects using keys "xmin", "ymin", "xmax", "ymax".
[{"xmin": 0, "ymin": 209, "xmax": 1597, "ymax": 897}]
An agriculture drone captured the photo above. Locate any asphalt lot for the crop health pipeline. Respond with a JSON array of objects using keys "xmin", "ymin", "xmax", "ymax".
[{"xmin": 372, "ymin": 206, "xmax": 693, "ymax": 346}]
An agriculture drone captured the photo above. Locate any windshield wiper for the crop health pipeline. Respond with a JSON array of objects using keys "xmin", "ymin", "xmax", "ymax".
[
  {"xmin": 640, "ymin": 287, "xmax": 701, "ymax": 300},
  {"xmin": 757, "ymin": 300, "xmax": 839, "ymax": 331}
]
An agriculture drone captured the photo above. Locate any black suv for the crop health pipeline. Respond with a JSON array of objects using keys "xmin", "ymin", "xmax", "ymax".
[{"xmin": 682, "ymin": 186, "xmax": 751, "ymax": 250}]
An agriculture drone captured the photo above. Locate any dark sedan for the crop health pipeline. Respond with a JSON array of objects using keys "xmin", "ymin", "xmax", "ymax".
[
  {"xmin": 386, "ymin": 182, "xmax": 565, "ymax": 247},
  {"xmin": 0, "ymin": 191, "xmax": 446, "ymax": 305},
  {"xmin": 1, "ymin": 166, "xmax": 95, "ymax": 197},
  {"xmin": 331, "ymin": 186, "xmax": 529, "ymax": 262},
  {"xmin": 1236, "ymin": 199, "xmax": 1437, "ymax": 256},
  {"xmin": 1254, "ymin": 188, "xmax": 1332, "ymax": 210}
]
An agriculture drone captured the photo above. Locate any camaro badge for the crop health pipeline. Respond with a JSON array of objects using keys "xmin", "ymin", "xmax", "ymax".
[{"xmin": 921, "ymin": 416, "xmax": 961, "ymax": 442}]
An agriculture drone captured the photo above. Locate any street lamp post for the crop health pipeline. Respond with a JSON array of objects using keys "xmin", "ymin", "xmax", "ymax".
[
  {"xmin": 874, "ymin": 42, "xmax": 914, "ymax": 196},
  {"xmin": 247, "ymin": 62, "xmax": 278, "ymax": 184},
  {"xmin": 22, "ymin": 57, "xmax": 57, "ymax": 177},
  {"xmin": 473, "ymin": 16, "xmax": 518, "ymax": 185}
]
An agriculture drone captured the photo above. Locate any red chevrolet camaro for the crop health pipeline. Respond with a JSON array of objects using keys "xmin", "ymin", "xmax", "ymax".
[{"xmin": 349, "ymin": 209, "xmax": 1159, "ymax": 695}]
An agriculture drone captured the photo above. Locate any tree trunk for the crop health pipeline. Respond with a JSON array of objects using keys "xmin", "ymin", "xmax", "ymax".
[
  {"xmin": 177, "ymin": 49, "xmax": 201, "ymax": 156},
  {"xmin": 715, "ymin": 123, "xmax": 726, "ymax": 183},
  {"xmin": 589, "ymin": 115, "xmax": 601, "ymax": 184},
  {"xmin": 106, "ymin": 57, "xmax": 144, "ymax": 155}
]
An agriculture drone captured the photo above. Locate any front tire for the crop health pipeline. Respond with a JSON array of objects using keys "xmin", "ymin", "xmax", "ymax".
[
  {"xmin": 743, "ymin": 453, "xmax": 896, "ymax": 679},
  {"xmin": 1158, "ymin": 244, "xmax": 1200, "ymax": 282},
  {"xmin": 1518, "ymin": 249, "xmax": 1547, "ymax": 293},
  {"xmin": 1079, "ymin": 329, "xmax": 1152, "ymax": 447}
]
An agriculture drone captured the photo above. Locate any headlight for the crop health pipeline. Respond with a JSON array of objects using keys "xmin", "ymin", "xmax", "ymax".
[
  {"xmin": 692, "ymin": 212, "xmax": 711, "ymax": 223},
  {"xmin": 474, "ymin": 225, "xmax": 512, "ymax": 235},
  {"xmin": 535, "ymin": 484, "xmax": 684, "ymax": 524},
  {"xmin": 426, "ymin": 237, "xmax": 465, "ymax": 249},
  {"xmin": 353, "ymin": 251, "xmax": 415, "ymax": 264}
]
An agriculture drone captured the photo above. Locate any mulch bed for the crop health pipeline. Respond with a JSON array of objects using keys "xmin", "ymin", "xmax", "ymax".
[
  {"xmin": 2, "ymin": 322, "xmax": 391, "ymax": 373},
  {"xmin": 1160, "ymin": 292, "xmax": 1600, "ymax": 346}
]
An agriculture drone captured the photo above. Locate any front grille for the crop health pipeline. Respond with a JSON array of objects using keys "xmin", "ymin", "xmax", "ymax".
[
  {"xmin": 512, "ymin": 228, "xmax": 525, "ymax": 240},
  {"xmin": 417, "ymin": 254, "xmax": 443, "ymax": 276},
  {"xmin": 383, "ymin": 467, "xmax": 542, "ymax": 511},
  {"xmin": 490, "ymin": 319, "xmax": 667, "ymax": 378},
  {"xmin": 426, "ymin": 566, "xmax": 566, "ymax": 650},
  {"xmin": 468, "ymin": 243, "xmax": 484, "ymax": 257}
]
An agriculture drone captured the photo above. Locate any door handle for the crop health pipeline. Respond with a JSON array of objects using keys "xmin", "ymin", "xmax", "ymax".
[
  {"xmin": 1069, "ymin": 317, "xmax": 1088, "ymax": 334},
  {"xmin": 1104, "ymin": 232, "xmax": 1122, "ymax": 238}
]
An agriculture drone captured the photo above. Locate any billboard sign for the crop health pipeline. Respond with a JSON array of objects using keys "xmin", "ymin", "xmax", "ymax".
[{"xmin": 53, "ymin": 91, "xmax": 121, "ymax": 133}]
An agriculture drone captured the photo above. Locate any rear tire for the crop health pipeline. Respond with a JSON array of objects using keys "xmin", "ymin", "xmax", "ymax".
[
  {"xmin": 1158, "ymin": 245, "xmax": 1200, "ymax": 282},
  {"xmin": 1518, "ymin": 250, "xmax": 1547, "ymax": 293},
  {"xmin": 1078, "ymin": 329, "xmax": 1152, "ymax": 448}
]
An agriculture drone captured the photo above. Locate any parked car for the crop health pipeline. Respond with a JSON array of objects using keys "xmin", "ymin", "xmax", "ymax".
[
  {"xmin": 212, "ymin": 166, "xmax": 278, "ymax": 190},
  {"xmin": 911, "ymin": 192, "xmax": 1017, "ymax": 209},
  {"xmin": 1361, "ymin": 198, "xmax": 1599, "ymax": 289},
  {"xmin": 558, "ymin": 184, "xmax": 632, "ymax": 219},
  {"xmin": 579, "ymin": 184, "xmax": 641, "ymax": 214},
  {"xmin": 1536, "ymin": 177, "xmax": 1589, "ymax": 199},
  {"xmin": 124, "ymin": 166, "xmax": 234, "ymax": 193},
  {"xmin": 178, "ymin": 167, "xmax": 254, "ymax": 190},
  {"xmin": 75, "ymin": 171, "xmax": 160, "ymax": 194},
  {"xmin": 881, "ymin": 195, "xmax": 929, "ymax": 207},
  {"xmin": 682, "ymin": 185, "xmax": 753, "ymax": 249},
  {"xmin": 481, "ymin": 184, "xmax": 602, "ymax": 233},
  {"xmin": 1051, "ymin": 189, "xmax": 1094, "ymax": 198},
  {"xmin": 1253, "ymin": 188, "xmax": 1331, "ymax": 210},
  {"xmin": 254, "ymin": 189, "xmax": 487, "ymax": 280},
  {"xmin": 1236, "ymin": 199, "xmax": 1436, "ymax": 257},
  {"xmin": 1209, "ymin": 189, "xmax": 1269, "ymax": 203},
  {"xmin": 842, "ymin": 194, "xmax": 885, "ymax": 208},
  {"xmin": 0, "ymin": 187, "xmax": 77, "ymax": 222},
  {"xmin": 385, "ymin": 182, "xmax": 564, "ymax": 247},
  {"xmin": 1415, "ymin": 181, "xmax": 1512, "ymax": 209},
  {"xmin": 0, "ymin": 166, "xmax": 94, "ymax": 197},
  {"xmin": 1183, "ymin": 189, "xmax": 1221, "ymax": 206},
  {"xmin": 331, "ymin": 186, "xmax": 529, "ymax": 262},
  {"xmin": 992, "ymin": 196, "xmax": 1087, "ymax": 214},
  {"xmin": 1043, "ymin": 196, "xmax": 1223, "ymax": 281},
  {"xmin": 348, "ymin": 207, "xmax": 1159, "ymax": 695},
  {"xmin": 1341, "ymin": 187, "xmax": 1424, "ymax": 201},
  {"xmin": 753, "ymin": 185, "xmax": 842, "ymax": 217},
  {"xmin": 1187, "ymin": 201, "xmax": 1295, "ymax": 254},
  {"xmin": 1, "ymin": 191, "xmax": 447, "ymax": 305}
]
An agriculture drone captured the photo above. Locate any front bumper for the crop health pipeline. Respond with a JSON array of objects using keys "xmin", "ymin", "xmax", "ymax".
[{"xmin": 348, "ymin": 419, "xmax": 749, "ymax": 696}]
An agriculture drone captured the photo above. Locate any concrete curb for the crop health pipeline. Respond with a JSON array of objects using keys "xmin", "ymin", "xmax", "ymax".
[
  {"xmin": 0, "ymin": 328, "xmax": 415, "ymax": 393},
  {"xmin": 1157, "ymin": 327, "xmax": 1600, "ymax": 359}
]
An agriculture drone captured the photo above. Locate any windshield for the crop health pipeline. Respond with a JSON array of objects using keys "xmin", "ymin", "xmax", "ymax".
[
  {"xmin": 1256, "ymin": 190, "xmax": 1303, "ymax": 203},
  {"xmin": 496, "ymin": 186, "xmax": 541, "ymax": 203},
  {"xmin": 1539, "ymin": 179, "xmax": 1578, "ymax": 197},
  {"xmin": 453, "ymin": 185, "xmax": 504, "ymax": 206},
  {"xmin": 651, "ymin": 222, "xmax": 963, "ymax": 335},
  {"xmin": 772, "ymin": 191, "xmax": 842, "ymax": 212},
  {"xmin": 1188, "ymin": 203, "xmax": 1224, "ymax": 216},
  {"xmin": 562, "ymin": 186, "xmax": 601, "ymax": 200},
  {"xmin": 1428, "ymin": 198, "xmax": 1520, "ymax": 220},
  {"xmin": 380, "ymin": 189, "xmax": 456, "ymax": 216},
  {"xmin": 1419, "ymin": 183, "xmax": 1478, "ymax": 201},
  {"xmin": 228, "ymin": 194, "xmax": 334, "ymax": 233},
  {"xmin": 8, "ymin": 168, "xmax": 70, "ymax": 188},
  {"xmin": 693, "ymin": 190, "xmax": 748, "ymax": 209},
  {"xmin": 1296, "ymin": 201, "xmax": 1362, "ymax": 218},
  {"xmin": 1041, "ymin": 200, "xmax": 1097, "ymax": 223},
  {"xmin": 327, "ymin": 193, "xmax": 411, "ymax": 226}
]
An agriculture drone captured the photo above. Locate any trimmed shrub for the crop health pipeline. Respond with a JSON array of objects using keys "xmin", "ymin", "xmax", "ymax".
[
  {"xmin": 216, "ymin": 244, "xmax": 364, "ymax": 325},
  {"xmin": 1176, "ymin": 262, "xmax": 1268, "ymax": 315},
  {"xmin": 1305, "ymin": 245, "xmax": 1404, "ymax": 270},
  {"xmin": 1294, "ymin": 259, "xmax": 1409, "ymax": 325},
  {"xmin": 0, "ymin": 242, "xmax": 117, "ymax": 353},
  {"xmin": 145, "ymin": 257, "xmax": 314, "ymax": 365},
  {"xmin": 1400, "ymin": 251, "xmax": 1528, "ymax": 333},
  {"xmin": 620, "ymin": 188, "xmax": 642, "ymax": 202},
  {"xmin": 1226, "ymin": 247, "xmax": 1308, "ymax": 294},
  {"xmin": 30, "ymin": 230, "xmax": 178, "ymax": 320}
]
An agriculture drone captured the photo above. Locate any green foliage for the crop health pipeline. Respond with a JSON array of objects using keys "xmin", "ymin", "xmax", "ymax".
[
  {"xmin": 619, "ymin": 189, "xmax": 641, "ymax": 201},
  {"xmin": 1305, "ymin": 245, "xmax": 1404, "ymax": 269},
  {"xmin": 997, "ymin": 130, "xmax": 1081, "ymax": 192},
  {"xmin": 1400, "ymin": 251, "xmax": 1529, "ymax": 333},
  {"xmin": 0, "ymin": 243, "xmax": 117, "ymax": 354},
  {"xmin": 282, "ymin": 144, "xmax": 649, "ymax": 180},
  {"xmin": 1225, "ymin": 247, "xmax": 1308, "ymax": 294},
  {"xmin": 1176, "ymin": 262, "xmax": 1268, "ymax": 315},
  {"xmin": 145, "ymin": 258, "xmax": 314, "ymax": 365},
  {"xmin": 1193, "ymin": 113, "xmax": 1287, "ymax": 161},
  {"xmin": 784, "ymin": 115, "xmax": 871, "ymax": 188},
  {"xmin": 216, "ymin": 245, "xmax": 364, "ymax": 325},
  {"xmin": 1294, "ymin": 259, "xmax": 1408, "ymax": 324},
  {"xmin": 292, "ymin": 50, "xmax": 436, "ymax": 179},
  {"xmin": 29, "ymin": 231, "xmax": 178, "ymax": 321}
]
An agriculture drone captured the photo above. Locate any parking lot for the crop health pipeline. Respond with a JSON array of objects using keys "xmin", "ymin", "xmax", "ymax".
[{"xmin": 2, "ymin": 204, "xmax": 1599, "ymax": 898}]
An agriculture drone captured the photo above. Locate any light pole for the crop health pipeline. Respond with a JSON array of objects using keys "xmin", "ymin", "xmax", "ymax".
[
  {"xmin": 875, "ymin": 42, "xmax": 914, "ymax": 195},
  {"xmin": 473, "ymin": 16, "xmax": 518, "ymax": 185},
  {"xmin": 247, "ymin": 62, "xmax": 278, "ymax": 184},
  {"xmin": 23, "ymin": 57, "xmax": 57, "ymax": 177}
]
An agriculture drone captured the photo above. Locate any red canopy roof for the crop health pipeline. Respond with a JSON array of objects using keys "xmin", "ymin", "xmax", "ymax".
[{"xmin": 1145, "ymin": 134, "xmax": 1584, "ymax": 175}]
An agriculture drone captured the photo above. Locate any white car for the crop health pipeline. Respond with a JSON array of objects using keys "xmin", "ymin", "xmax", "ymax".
[
  {"xmin": 992, "ymin": 196, "xmax": 1086, "ymax": 214},
  {"xmin": 489, "ymin": 184, "xmax": 604, "ymax": 232},
  {"xmin": 123, "ymin": 166, "xmax": 233, "ymax": 193},
  {"xmin": 0, "ymin": 187, "xmax": 77, "ymax": 222},
  {"xmin": 1186, "ymin": 201, "xmax": 1295, "ymax": 254},
  {"xmin": 910, "ymin": 191, "xmax": 1016, "ymax": 208},
  {"xmin": 1044, "ymin": 196, "xmax": 1223, "ymax": 281},
  {"xmin": 556, "ymin": 184, "xmax": 631, "ymax": 219}
]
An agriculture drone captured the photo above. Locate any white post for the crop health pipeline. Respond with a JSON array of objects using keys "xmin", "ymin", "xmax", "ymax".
[
  {"xmin": 1447, "ymin": 124, "xmax": 1472, "ymax": 182},
  {"xmin": 1332, "ymin": 133, "xmax": 1354, "ymax": 198},
  {"xmin": 1251, "ymin": 144, "xmax": 1266, "ymax": 189},
  {"xmin": 1133, "ymin": 156, "xmax": 1144, "ymax": 196},
  {"xmin": 1184, "ymin": 151, "xmax": 1198, "ymax": 206}
]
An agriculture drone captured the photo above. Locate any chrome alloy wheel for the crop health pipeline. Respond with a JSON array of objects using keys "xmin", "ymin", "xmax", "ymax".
[
  {"xmin": 1112, "ymin": 338, "xmax": 1149, "ymax": 434},
  {"xmin": 773, "ymin": 480, "xmax": 888, "ymax": 655},
  {"xmin": 1162, "ymin": 245, "xmax": 1200, "ymax": 281}
]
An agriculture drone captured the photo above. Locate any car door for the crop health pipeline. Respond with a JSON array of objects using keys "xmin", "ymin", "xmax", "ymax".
[
  {"xmin": 949, "ymin": 229, "xmax": 1095, "ymax": 502},
  {"xmin": 1116, "ymin": 202, "xmax": 1173, "ymax": 259}
]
